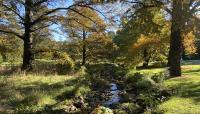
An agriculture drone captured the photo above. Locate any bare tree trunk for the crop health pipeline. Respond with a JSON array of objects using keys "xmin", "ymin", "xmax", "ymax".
[
  {"xmin": 22, "ymin": 35, "xmax": 33, "ymax": 70},
  {"xmin": 143, "ymin": 49, "xmax": 149, "ymax": 68},
  {"xmin": 0, "ymin": 52, "xmax": 7, "ymax": 62},
  {"xmin": 168, "ymin": 0, "xmax": 183, "ymax": 77},
  {"xmin": 21, "ymin": 0, "xmax": 33, "ymax": 71},
  {"xmin": 82, "ymin": 29, "xmax": 86, "ymax": 66}
]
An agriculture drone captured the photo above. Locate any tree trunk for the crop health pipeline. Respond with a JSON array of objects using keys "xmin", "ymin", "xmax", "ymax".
[
  {"xmin": 82, "ymin": 29, "xmax": 86, "ymax": 66},
  {"xmin": 21, "ymin": 36, "xmax": 33, "ymax": 71},
  {"xmin": 21, "ymin": 0, "xmax": 33, "ymax": 71},
  {"xmin": 143, "ymin": 49, "xmax": 150, "ymax": 68},
  {"xmin": 168, "ymin": 0, "xmax": 183, "ymax": 77},
  {"xmin": 0, "ymin": 52, "xmax": 7, "ymax": 62},
  {"xmin": 182, "ymin": 48, "xmax": 187, "ymax": 60}
]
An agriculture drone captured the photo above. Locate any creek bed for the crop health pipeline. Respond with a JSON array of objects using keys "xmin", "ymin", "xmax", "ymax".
[{"xmin": 104, "ymin": 83, "xmax": 122, "ymax": 107}]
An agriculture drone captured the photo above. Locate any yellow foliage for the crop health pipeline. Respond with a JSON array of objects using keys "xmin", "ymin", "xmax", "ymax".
[
  {"xmin": 183, "ymin": 32, "xmax": 197, "ymax": 55},
  {"xmin": 131, "ymin": 34, "xmax": 161, "ymax": 53},
  {"xmin": 65, "ymin": 7, "xmax": 106, "ymax": 31},
  {"xmin": 127, "ymin": 33, "xmax": 169, "ymax": 65}
]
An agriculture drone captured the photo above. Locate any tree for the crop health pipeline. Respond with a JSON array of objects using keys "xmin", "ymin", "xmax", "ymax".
[
  {"xmin": 86, "ymin": 32, "xmax": 118, "ymax": 63},
  {"xmin": 113, "ymin": 0, "xmax": 199, "ymax": 76},
  {"xmin": 167, "ymin": 0, "xmax": 199, "ymax": 77},
  {"xmin": 114, "ymin": 6, "xmax": 169, "ymax": 67},
  {"xmin": 0, "ymin": 0, "xmax": 93, "ymax": 71},
  {"xmin": 61, "ymin": 6, "xmax": 106, "ymax": 65},
  {"xmin": 167, "ymin": 0, "xmax": 183, "ymax": 76},
  {"xmin": 130, "ymin": 33, "xmax": 168, "ymax": 67},
  {"xmin": 0, "ymin": 34, "xmax": 23, "ymax": 63}
]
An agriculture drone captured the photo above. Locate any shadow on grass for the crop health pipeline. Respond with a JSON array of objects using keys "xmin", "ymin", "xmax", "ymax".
[
  {"xmin": 180, "ymin": 82, "xmax": 200, "ymax": 102},
  {"xmin": 0, "ymin": 76, "xmax": 89, "ymax": 114},
  {"xmin": 0, "ymin": 60, "xmax": 73, "ymax": 76},
  {"xmin": 182, "ymin": 68, "xmax": 200, "ymax": 74},
  {"xmin": 167, "ymin": 80, "xmax": 200, "ymax": 104}
]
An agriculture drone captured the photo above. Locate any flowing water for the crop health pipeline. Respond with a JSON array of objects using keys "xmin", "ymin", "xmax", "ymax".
[{"xmin": 104, "ymin": 83, "xmax": 121, "ymax": 107}]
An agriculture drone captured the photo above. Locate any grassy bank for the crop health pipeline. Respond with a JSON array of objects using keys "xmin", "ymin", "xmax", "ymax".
[
  {"xmin": 0, "ymin": 74, "xmax": 90, "ymax": 113},
  {"xmin": 128, "ymin": 61, "xmax": 200, "ymax": 114},
  {"xmin": 157, "ymin": 65, "xmax": 200, "ymax": 114},
  {"xmin": 0, "ymin": 61, "xmax": 199, "ymax": 114}
]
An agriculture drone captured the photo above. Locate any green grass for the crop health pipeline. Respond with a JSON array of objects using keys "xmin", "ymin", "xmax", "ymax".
[
  {"xmin": 129, "ymin": 61, "xmax": 200, "ymax": 114},
  {"xmin": 128, "ymin": 67, "xmax": 166, "ymax": 75},
  {"xmin": 0, "ymin": 62, "xmax": 21, "ymax": 66},
  {"xmin": 0, "ymin": 60, "xmax": 199, "ymax": 114},
  {"xmin": 0, "ymin": 74, "xmax": 91, "ymax": 113},
  {"xmin": 156, "ymin": 65, "xmax": 200, "ymax": 114}
]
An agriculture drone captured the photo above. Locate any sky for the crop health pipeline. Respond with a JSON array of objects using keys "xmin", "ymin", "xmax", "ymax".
[
  {"xmin": 50, "ymin": 1, "xmax": 129, "ymax": 41},
  {"xmin": 49, "ymin": 0, "xmax": 73, "ymax": 41}
]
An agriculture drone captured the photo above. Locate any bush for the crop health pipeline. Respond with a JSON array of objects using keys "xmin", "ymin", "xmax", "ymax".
[
  {"xmin": 115, "ymin": 103, "xmax": 139, "ymax": 114},
  {"xmin": 136, "ymin": 77, "xmax": 157, "ymax": 90},
  {"xmin": 86, "ymin": 63, "xmax": 127, "ymax": 80},
  {"xmin": 152, "ymin": 61, "xmax": 167, "ymax": 68},
  {"xmin": 89, "ymin": 76, "xmax": 109, "ymax": 88},
  {"xmin": 91, "ymin": 106, "xmax": 114, "ymax": 114},
  {"xmin": 151, "ymin": 73, "xmax": 168, "ymax": 83},
  {"xmin": 32, "ymin": 52, "xmax": 74, "ymax": 75},
  {"xmin": 125, "ymin": 73, "xmax": 170, "ymax": 109},
  {"xmin": 54, "ymin": 52, "xmax": 74, "ymax": 74},
  {"xmin": 126, "ymin": 72, "xmax": 156, "ymax": 90},
  {"xmin": 126, "ymin": 72, "xmax": 143, "ymax": 82}
]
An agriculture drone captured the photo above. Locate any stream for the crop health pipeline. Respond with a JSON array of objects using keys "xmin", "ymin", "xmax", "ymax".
[{"xmin": 104, "ymin": 83, "xmax": 122, "ymax": 107}]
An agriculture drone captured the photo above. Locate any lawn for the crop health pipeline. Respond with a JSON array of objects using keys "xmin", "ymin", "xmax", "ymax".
[{"xmin": 157, "ymin": 64, "xmax": 200, "ymax": 114}]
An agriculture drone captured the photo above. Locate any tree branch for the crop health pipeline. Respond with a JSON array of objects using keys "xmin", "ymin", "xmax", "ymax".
[
  {"xmin": 33, "ymin": 0, "xmax": 48, "ymax": 7},
  {"xmin": 164, "ymin": 7, "xmax": 172, "ymax": 15},
  {"xmin": 30, "ymin": 3, "xmax": 84, "ymax": 27},
  {"xmin": 2, "ymin": 4, "xmax": 25, "ymax": 21},
  {"xmin": 189, "ymin": 1, "xmax": 200, "ymax": 14},
  {"xmin": 30, "ymin": 23, "xmax": 54, "ymax": 32},
  {"xmin": 0, "ymin": 29, "xmax": 23, "ymax": 39}
]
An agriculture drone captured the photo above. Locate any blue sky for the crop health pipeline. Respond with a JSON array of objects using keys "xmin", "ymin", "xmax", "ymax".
[
  {"xmin": 49, "ymin": 0, "xmax": 73, "ymax": 41},
  {"xmin": 49, "ymin": 1, "xmax": 129, "ymax": 41},
  {"xmin": 50, "ymin": 1, "xmax": 130, "ymax": 41}
]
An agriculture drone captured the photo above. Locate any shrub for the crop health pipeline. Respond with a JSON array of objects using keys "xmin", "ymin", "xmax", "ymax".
[
  {"xmin": 136, "ymin": 77, "xmax": 157, "ymax": 90},
  {"xmin": 126, "ymin": 72, "xmax": 143, "ymax": 83},
  {"xmin": 126, "ymin": 72, "xmax": 156, "ymax": 90},
  {"xmin": 125, "ymin": 73, "xmax": 170, "ymax": 110},
  {"xmin": 54, "ymin": 52, "xmax": 74, "ymax": 74},
  {"xmin": 32, "ymin": 52, "xmax": 74, "ymax": 75},
  {"xmin": 86, "ymin": 63, "xmax": 127, "ymax": 80},
  {"xmin": 115, "ymin": 103, "xmax": 139, "ymax": 114},
  {"xmin": 89, "ymin": 76, "xmax": 109, "ymax": 88},
  {"xmin": 91, "ymin": 106, "xmax": 114, "ymax": 114},
  {"xmin": 151, "ymin": 73, "xmax": 168, "ymax": 83}
]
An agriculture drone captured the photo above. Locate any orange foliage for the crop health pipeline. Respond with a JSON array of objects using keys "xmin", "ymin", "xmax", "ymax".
[{"xmin": 131, "ymin": 34, "xmax": 162, "ymax": 53}]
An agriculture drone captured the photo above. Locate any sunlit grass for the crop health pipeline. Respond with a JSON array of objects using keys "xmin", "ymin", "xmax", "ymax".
[
  {"xmin": 157, "ymin": 70, "xmax": 200, "ymax": 114},
  {"xmin": 131, "ymin": 60, "xmax": 200, "ymax": 114},
  {"xmin": 157, "ymin": 97, "xmax": 200, "ymax": 114},
  {"xmin": 0, "ymin": 74, "xmax": 90, "ymax": 113},
  {"xmin": 128, "ymin": 68, "xmax": 166, "ymax": 75},
  {"xmin": 0, "ymin": 60, "xmax": 199, "ymax": 113}
]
